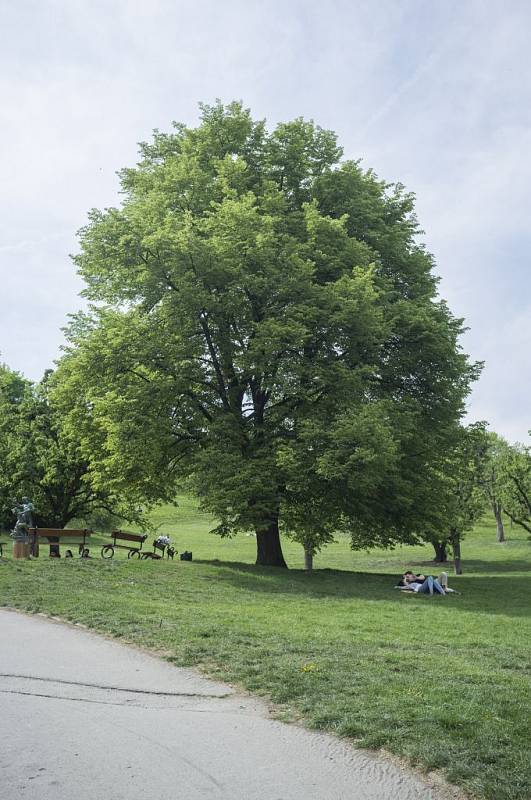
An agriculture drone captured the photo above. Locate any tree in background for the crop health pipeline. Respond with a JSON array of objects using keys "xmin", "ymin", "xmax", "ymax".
[
  {"xmin": 0, "ymin": 363, "xmax": 141, "ymax": 530},
  {"xmin": 436, "ymin": 423, "xmax": 489, "ymax": 574},
  {"xmin": 0, "ymin": 364, "xmax": 28, "ymax": 529},
  {"xmin": 479, "ymin": 432, "xmax": 530, "ymax": 540},
  {"xmin": 481, "ymin": 432, "xmax": 509, "ymax": 542},
  {"xmin": 498, "ymin": 440, "xmax": 531, "ymax": 534},
  {"xmin": 59, "ymin": 102, "xmax": 478, "ymax": 567}
]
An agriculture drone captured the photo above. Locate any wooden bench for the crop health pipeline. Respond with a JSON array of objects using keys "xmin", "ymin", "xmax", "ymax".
[
  {"xmin": 29, "ymin": 528, "xmax": 92, "ymax": 557},
  {"xmin": 101, "ymin": 530, "xmax": 148, "ymax": 559}
]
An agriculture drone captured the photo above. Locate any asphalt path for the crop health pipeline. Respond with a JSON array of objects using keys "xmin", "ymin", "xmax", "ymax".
[{"xmin": 0, "ymin": 609, "xmax": 459, "ymax": 800}]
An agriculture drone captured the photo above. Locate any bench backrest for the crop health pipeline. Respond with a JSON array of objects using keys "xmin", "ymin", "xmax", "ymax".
[
  {"xmin": 29, "ymin": 528, "xmax": 92, "ymax": 539},
  {"xmin": 111, "ymin": 530, "xmax": 147, "ymax": 544}
]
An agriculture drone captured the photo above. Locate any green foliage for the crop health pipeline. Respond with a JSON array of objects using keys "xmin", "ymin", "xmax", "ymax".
[
  {"xmin": 0, "ymin": 363, "xmax": 143, "ymax": 530},
  {"xmin": 416, "ymin": 423, "xmax": 490, "ymax": 567},
  {"xmin": 474, "ymin": 431, "xmax": 530, "ymax": 536},
  {"xmin": 443, "ymin": 423, "xmax": 490, "ymax": 537},
  {"xmin": 478, "ymin": 430, "xmax": 513, "ymax": 541},
  {"xmin": 497, "ymin": 438, "xmax": 531, "ymax": 533},
  {"xmin": 60, "ymin": 101, "xmax": 478, "ymax": 564},
  {"xmin": 0, "ymin": 364, "xmax": 30, "ymax": 528},
  {"xmin": 481, "ymin": 431, "xmax": 507, "ymax": 499}
]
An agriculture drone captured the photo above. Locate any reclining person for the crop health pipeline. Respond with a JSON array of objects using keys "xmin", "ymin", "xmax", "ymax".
[{"xmin": 399, "ymin": 571, "xmax": 447, "ymax": 595}]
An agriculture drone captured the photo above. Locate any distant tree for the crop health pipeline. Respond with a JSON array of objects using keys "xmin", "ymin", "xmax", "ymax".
[
  {"xmin": 0, "ymin": 364, "xmax": 28, "ymax": 529},
  {"xmin": 61, "ymin": 101, "xmax": 478, "ymax": 567},
  {"xmin": 437, "ymin": 423, "xmax": 489, "ymax": 574},
  {"xmin": 480, "ymin": 432, "xmax": 510, "ymax": 542},
  {"xmin": 498, "ymin": 440, "xmax": 531, "ymax": 534},
  {"xmin": 0, "ymin": 364, "xmax": 141, "ymax": 530}
]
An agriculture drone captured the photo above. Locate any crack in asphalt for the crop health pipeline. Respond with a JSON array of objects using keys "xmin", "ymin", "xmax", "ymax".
[
  {"xmin": 0, "ymin": 688, "xmax": 151, "ymax": 708},
  {"xmin": 0, "ymin": 673, "xmax": 231, "ymax": 698},
  {"xmin": 0, "ymin": 688, "xmax": 231, "ymax": 712}
]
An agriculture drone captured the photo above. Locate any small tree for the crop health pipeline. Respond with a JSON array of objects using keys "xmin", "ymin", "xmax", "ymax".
[
  {"xmin": 480, "ymin": 432, "xmax": 510, "ymax": 542},
  {"xmin": 438, "ymin": 423, "xmax": 489, "ymax": 574},
  {"xmin": 498, "ymin": 440, "xmax": 531, "ymax": 534}
]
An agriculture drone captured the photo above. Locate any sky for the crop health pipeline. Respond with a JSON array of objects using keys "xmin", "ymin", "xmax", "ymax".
[{"xmin": 1, "ymin": 0, "xmax": 529, "ymax": 443}]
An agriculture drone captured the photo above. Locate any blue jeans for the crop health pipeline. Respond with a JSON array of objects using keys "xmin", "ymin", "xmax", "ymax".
[{"xmin": 417, "ymin": 576, "xmax": 445, "ymax": 594}]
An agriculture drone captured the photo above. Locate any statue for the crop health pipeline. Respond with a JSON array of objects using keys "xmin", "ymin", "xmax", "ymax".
[{"xmin": 11, "ymin": 497, "xmax": 36, "ymax": 555}]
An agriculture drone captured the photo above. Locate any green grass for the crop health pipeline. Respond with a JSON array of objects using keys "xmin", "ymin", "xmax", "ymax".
[{"xmin": 1, "ymin": 499, "xmax": 530, "ymax": 800}]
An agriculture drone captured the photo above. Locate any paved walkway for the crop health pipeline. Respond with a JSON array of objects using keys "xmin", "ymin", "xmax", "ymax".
[{"xmin": 0, "ymin": 609, "xmax": 458, "ymax": 800}]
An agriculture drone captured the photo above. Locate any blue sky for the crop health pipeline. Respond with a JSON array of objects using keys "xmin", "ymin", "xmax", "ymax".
[{"xmin": 1, "ymin": 0, "xmax": 529, "ymax": 442}]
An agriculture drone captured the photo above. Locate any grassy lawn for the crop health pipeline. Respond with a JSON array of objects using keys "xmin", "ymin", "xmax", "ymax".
[{"xmin": 1, "ymin": 499, "xmax": 530, "ymax": 800}]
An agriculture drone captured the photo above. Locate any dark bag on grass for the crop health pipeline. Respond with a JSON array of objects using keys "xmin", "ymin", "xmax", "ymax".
[{"xmin": 180, "ymin": 551, "xmax": 192, "ymax": 561}]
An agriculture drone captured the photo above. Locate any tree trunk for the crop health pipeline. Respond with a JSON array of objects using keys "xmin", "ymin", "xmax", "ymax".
[
  {"xmin": 451, "ymin": 532, "xmax": 462, "ymax": 575},
  {"xmin": 255, "ymin": 517, "xmax": 287, "ymax": 567},
  {"xmin": 432, "ymin": 541, "xmax": 448, "ymax": 562},
  {"xmin": 304, "ymin": 547, "xmax": 313, "ymax": 573},
  {"xmin": 493, "ymin": 503, "xmax": 505, "ymax": 542}
]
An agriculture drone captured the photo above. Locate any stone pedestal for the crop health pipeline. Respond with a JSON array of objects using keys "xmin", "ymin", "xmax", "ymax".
[{"xmin": 13, "ymin": 541, "xmax": 30, "ymax": 559}]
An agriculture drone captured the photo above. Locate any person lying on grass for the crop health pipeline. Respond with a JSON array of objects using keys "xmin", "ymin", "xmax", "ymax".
[{"xmin": 397, "ymin": 571, "xmax": 452, "ymax": 595}]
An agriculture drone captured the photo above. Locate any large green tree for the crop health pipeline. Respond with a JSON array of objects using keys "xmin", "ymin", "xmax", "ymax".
[{"xmin": 59, "ymin": 102, "xmax": 477, "ymax": 566}]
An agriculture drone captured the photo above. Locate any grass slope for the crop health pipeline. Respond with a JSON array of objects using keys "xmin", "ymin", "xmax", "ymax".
[{"xmin": 1, "ymin": 499, "xmax": 530, "ymax": 800}]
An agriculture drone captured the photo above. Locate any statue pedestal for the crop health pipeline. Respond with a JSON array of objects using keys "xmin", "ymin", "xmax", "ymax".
[{"xmin": 13, "ymin": 541, "xmax": 30, "ymax": 559}]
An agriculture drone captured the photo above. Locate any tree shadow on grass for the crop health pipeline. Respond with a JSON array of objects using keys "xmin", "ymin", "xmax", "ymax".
[
  {"xmin": 443, "ymin": 558, "xmax": 531, "ymax": 574},
  {"xmin": 193, "ymin": 559, "xmax": 531, "ymax": 618},
  {"xmin": 413, "ymin": 558, "xmax": 531, "ymax": 574}
]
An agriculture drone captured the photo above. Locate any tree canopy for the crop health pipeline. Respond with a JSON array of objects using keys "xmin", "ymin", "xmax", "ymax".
[
  {"xmin": 0, "ymin": 363, "xmax": 140, "ymax": 531},
  {"xmin": 434, "ymin": 422, "xmax": 489, "ymax": 574},
  {"xmin": 58, "ymin": 101, "xmax": 478, "ymax": 566},
  {"xmin": 497, "ymin": 439, "xmax": 531, "ymax": 534}
]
